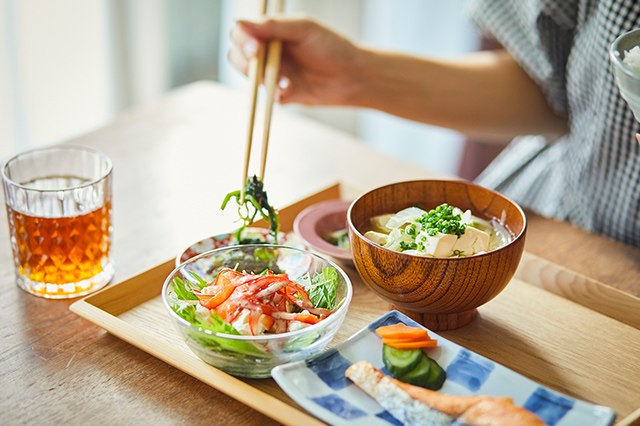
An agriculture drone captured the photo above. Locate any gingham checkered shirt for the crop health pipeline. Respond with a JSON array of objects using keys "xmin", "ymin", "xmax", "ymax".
[{"xmin": 466, "ymin": 0, "xmax": 640, "ymax": 246}]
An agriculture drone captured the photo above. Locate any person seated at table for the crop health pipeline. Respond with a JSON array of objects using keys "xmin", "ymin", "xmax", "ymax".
[{"xmin": 227, "ymin": 0, "xmax": 640, "ymax": 248}]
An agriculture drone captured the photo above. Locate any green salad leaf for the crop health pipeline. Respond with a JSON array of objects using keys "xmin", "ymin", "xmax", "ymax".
[
  {"xmin": 325, "ymin": 228, "xmax": 350, "ymax": 250},
  {"xmin": 171, "ymin": 275, "xmax": 206, "ymax": 301},
  {"xmin": 297, "ymin": 267, "xmax": 339, "ymax": 310},
  {"xmin": 170, "ymin": 275, "xmax": 265, "ymax": 356}
]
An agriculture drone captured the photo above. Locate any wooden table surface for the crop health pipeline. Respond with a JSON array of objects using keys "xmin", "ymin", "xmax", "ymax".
[{"xmin": 2, "ymin": 81, "xmax": 639, "ymax": 426}]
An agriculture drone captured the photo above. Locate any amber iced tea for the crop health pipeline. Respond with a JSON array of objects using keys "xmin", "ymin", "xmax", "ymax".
[
  {"xmin": 6, "ymin": 200, "xmax": 112, "ymax": 296},
  {"xmin": 2, "ymin": 146, "xmax": 114, "ymax": 298}
]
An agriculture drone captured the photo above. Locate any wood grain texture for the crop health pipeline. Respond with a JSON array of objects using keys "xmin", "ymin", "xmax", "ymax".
[
  {"xmin": 2, "ymin": 81, "xmax": 640, "ymax": 426},
  {"xmin": 0, "ymin": 82, "xmax": 439, "ymax": 426},
  {"xmin": 71, "ymin": 224, "xmax": 640, "ymax": 423},
  {"xmin": 348, "ymin": 180, "xmax": 527, "ymax": 330},
  {"xmin": 524, "ymin": 210, "xmax": 640, "ymax": 298},
  {"xmin": 517, "ymin": 252, "xmax": 640, "ymax": 329},
  {"xmin": 617, "ymin": 407, "xmax": 640, "ymax": 426}
]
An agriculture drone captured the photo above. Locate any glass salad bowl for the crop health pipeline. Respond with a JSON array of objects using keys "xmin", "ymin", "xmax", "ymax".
[{"xmin": 162, "ymin": 245, "xmax": 353, "ymax": 378}]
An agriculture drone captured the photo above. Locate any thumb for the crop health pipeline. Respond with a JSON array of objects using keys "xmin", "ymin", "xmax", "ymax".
[{"xmin": 237, "ymin": 16, "xmax": 313, "ymax": 42}]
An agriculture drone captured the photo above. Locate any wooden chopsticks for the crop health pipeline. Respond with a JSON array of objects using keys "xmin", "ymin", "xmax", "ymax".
[{"xmin": 241, "ymin": 0, "xmax": 286, "ymax": 199}]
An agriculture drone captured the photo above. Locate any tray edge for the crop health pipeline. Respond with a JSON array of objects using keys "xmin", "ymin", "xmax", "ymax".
[
  {"xmin": 70, "ymin": 295, "xmax": 327, "ymax": 426},
  {"xmin": 68, "ymin": 179, "xmax": 640, "ymax": 425},
  {"xmin": 517, "ymin": 252, "xmax": 640, "ymax": 329}
]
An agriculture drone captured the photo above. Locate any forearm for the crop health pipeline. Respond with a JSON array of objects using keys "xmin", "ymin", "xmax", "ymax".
[{"xmin": 348, "ymin": 48, "xmax": 568, "ymax": 143}]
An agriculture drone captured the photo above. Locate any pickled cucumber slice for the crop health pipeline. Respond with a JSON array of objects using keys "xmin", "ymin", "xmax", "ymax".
[
  {"xmin": 382, "ymin": 344, "xmax": 423, "ymax": 376},
  {"xmin": 424, "ymin": 357, "xmax": 446, "ymax": 390},
  {"xmin": 393, "ymin": 353, "xmax": 446, "ymax": 390},
  {"xmin": 397, "ymin": 354, "xmax": 432, "ymax": 387}
]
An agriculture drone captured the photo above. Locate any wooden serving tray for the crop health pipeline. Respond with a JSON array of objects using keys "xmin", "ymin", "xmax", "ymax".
[{"xmin": 70, "ymin": 182, "xmax": 640, "ymax": 426}]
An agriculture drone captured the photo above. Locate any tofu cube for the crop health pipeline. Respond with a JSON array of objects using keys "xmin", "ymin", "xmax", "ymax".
[
  {"xmin": 452, "ymin": 226, "xmax": 490, "ymax": 256},
  {"xmin": 364, "ymin": 230, "xmax": 389, "ymax": 246},
  {"xmin": 369, "ymin": 214, "xmax": 394, "ymax": 233},
  {"xmin": 385, "ymin": 207, "xmax": 426, "ymax": 230},
  {"xmin": 422, "ymin": 233, "xmax": 458, "ymax": 258},
  {"xmin": 382, "ymin": 228, "xmax": 414, "ymax": 252}
]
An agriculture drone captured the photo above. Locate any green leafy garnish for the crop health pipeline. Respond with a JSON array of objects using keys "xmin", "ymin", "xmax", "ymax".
[
  {"xmin": 221, "ymin": 175, "xmax": 280, "ymax": 244},
  {"xmin": 297, "ymin": 267, "xmax": 338, "ymax": 310},
  {"xmin": 170, "ymin": 275, "xmax": 265, "ymax": 356},
  {"xmin": 400, "ymin": 241, "xmax": 417, "ymax": 251},
  {"xmin": 171, "ymin": 275, "xmax": 207, "ymax": 301},
  {"xmin": 416, "ymin": 203, "xmax": 467, "ymax": 238},
  {"xmin": 324, "ymin": 228, "xmax": 350, "ymax": 250},
  {"xmin": 254, "ymin": 246, "xmax": 279, "ymax": 263}
]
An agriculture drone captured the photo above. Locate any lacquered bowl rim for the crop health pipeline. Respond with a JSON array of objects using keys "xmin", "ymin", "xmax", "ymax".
[{"xmin": 347, "ymin": 179, "xmax": 527, "ymax": 260}]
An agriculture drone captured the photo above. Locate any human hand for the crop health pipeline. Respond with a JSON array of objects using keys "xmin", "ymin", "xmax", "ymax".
[{"xmin": 228, "ymin": 16, "xmax": 360, "ymax": 106}]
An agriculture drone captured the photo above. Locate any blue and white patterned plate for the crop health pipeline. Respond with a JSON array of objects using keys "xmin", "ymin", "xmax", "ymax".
[{"xmin": 271, "ymin": 311, "xmax": 616, "ymax": 426}]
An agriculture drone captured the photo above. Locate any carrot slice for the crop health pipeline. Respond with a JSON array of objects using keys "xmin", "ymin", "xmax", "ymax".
[
  {"xmin": 376, "ymin": 323, "xmax": 431, "ymax": 340},
  {"xmin": 260, "ymin": 315, "xmax": 275, "ymax": 331},
  {"xmin": 381, "ymin": 338, "xmax": 438, "ymax": 349},
  {"xmin": 293, "ymin": 313, "xmax": 321, "ymax": 324}
]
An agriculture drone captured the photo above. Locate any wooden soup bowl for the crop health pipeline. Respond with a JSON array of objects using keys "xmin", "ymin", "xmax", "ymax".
[{"xmin": 347, "ymin": 180, "xmax": 527, "ymax": 331}]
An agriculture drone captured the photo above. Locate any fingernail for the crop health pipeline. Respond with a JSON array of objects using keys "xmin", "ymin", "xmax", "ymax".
[
  {"xmin": 243, "ymin": 40, "xmax": 258, "ymax": 57},
  {"xmin": 278, "ymin": 76, "xmax": 290, "ymax": 90}
]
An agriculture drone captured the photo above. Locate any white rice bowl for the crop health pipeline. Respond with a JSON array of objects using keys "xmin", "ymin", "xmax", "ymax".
[{"xmin": 623, "ymin": 45, "xmax": 640, "ymax": 73}]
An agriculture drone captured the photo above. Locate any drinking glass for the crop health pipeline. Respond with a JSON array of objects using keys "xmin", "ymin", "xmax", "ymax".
[{"xmin": 2, "ymin": 145, "xmax": 114, "ymax": 298}]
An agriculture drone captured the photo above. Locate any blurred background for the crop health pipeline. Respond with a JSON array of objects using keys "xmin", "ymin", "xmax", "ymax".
[{"xmin": 1, "ymin": 0, "xmax": 496, "ymax": 179}]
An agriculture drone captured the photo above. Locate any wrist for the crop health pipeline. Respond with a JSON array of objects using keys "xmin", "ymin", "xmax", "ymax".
[
  {"xmin": 344, "ymin": 45, "xmax": 376, "ymax": 107},
  {"xmin": 347, "ymin": 46, "xmax": 426, "ymax": 110}
]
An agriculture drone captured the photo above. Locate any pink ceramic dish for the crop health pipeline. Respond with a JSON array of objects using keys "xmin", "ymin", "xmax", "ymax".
[{"xmin": 293, "ymin": 199, "xmax": 353, "ymax": 261}]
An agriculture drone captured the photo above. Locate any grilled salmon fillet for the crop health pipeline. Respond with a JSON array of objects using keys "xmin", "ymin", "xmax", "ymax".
[{"xmin": 345, "ymin": 360, "xmax": 546, "ymax": 426}]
